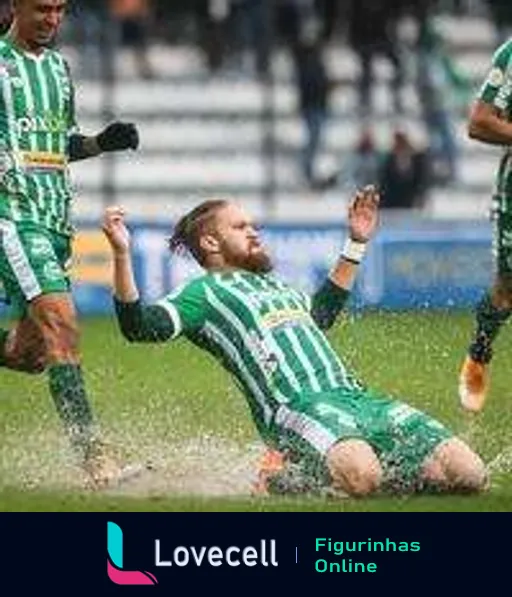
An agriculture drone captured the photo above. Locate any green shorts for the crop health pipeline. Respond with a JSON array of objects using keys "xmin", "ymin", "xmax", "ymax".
[
  {"xmin": 0, "ymin": 219, "xmax": 71, "ymax": 316},
  {"xmin": 492, "ymin": 192, "xmax": 512, "ymax": 275},
  {"xmin": 272, "ymin": 388, "xmax": 453, "ymax": 492}
]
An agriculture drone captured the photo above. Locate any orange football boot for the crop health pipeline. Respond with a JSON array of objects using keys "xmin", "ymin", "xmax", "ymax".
[
  {"xmin": 458, "ymin": 356, "xmax": 489, "ymax": 413},
  {"xmin": 251, "ymin": 449, "xmax": 285, "ymax": 496}
]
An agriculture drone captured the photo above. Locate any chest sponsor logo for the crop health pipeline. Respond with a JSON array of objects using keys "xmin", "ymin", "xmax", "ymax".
[{"xmin": 17, "ymin": 112, "xmax": 68, "ymax": 135}]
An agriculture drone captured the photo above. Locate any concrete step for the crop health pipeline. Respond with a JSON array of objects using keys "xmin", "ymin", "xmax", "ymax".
[
  {"xmin": 71, "ymin": 186, "xmax": 494, "ymax": 224},
  {"xmin": 75, "ymin": 78, "xmax": 480, "ymax": 117},
  {"xmin": 76, "ymin": 114, "xmax": 504, "ymax": 158},
  {"xmin": 70, "ymin": 149, "xmax": 499, "ymax": 190}
]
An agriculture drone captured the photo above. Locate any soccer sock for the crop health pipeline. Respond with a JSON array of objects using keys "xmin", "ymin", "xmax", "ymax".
[
  {"xmin": 469, "ymin": 293, "xmax": 512, "ymax": 363},
  {"xmin": 0, "ymin": 328, "xmax": 8, "ymax": 366},
  {"xmin": 48, "ymin": 363, "xmax": 96, "ymax": 457}
]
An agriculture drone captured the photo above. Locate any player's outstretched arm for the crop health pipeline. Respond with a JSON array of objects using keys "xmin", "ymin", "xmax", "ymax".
[
  {"xmin": 468, "ymin": 100, "xmax": 512, "ymax": 145},
  {"xmin": 68, "ymin": 122, "xmax": 139, "ymax": 162},
  {"xmin": 311, "ymin": 186, "xmax": 379, "ymax": 330},
  {"xmin": 102, "ymin": 207, "xmax": 175, "ymax": 343}
]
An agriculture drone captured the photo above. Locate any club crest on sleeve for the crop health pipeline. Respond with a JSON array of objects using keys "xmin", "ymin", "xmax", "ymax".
[{"xmin": 488, "ymin": 67, "xmax": 505, "ymax": 87}]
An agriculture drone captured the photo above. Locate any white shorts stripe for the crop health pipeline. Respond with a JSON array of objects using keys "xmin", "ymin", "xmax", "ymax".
[
  {"xmin": 275, "ymin": 404, "xmax": 338, "ymax": 455},
  {"xmin": 0, "ymin": 219, "xmax": 42, "ymax": 300}
]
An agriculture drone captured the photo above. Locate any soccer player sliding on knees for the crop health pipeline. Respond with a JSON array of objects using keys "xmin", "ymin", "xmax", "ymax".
[{"xmin": 103, "ymin": 187, "xmax": 487, "ymax": 497}]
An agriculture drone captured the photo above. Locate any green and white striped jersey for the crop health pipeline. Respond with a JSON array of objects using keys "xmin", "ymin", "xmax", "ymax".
[
  {"xmin": 0, "ymin": 37, "xmax": 76, "ymax": 235},
  {"xmin": 477, "ymin": 39, "xmax": 512, "ymax": 196},
  {"xmin": 157, "ymin": 271, "xmax": 362, "ymax": 436}
]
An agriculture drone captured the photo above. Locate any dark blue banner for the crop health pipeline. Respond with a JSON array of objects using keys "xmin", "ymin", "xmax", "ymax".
[{"xmin": 0, "ymin": 513, "xmax": 507, "ymax": 592}]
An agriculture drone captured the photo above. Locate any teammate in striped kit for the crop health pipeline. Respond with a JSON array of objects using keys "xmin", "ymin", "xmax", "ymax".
[
  {"xmin": 103, "ymin": 187, "xmax": 487, "ymax": 497},
  {"xmin": 459, "ymin": 39, "xmax": 512, "ymax": 412},
  {"xmin": 0, "ymin": 0, "xmax": 140, "ymax": 487}
]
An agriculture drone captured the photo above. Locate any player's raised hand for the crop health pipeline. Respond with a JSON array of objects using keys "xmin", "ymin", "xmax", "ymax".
[
  {"xmin": 102, "ymin": 206, "xmax": 131, "ymax": 255},
  {"xmin": 348, "ymin": 185, "xmax": 380, "ymax": 243}
]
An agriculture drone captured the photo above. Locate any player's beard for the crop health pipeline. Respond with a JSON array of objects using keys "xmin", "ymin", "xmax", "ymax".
[
  {"xmin": 222, "ymin": 243, "xmax": 273, "ymax": 274},
  {"xmin": 244, "ymin": 250, "xmax": 273, "ymax": 273}
]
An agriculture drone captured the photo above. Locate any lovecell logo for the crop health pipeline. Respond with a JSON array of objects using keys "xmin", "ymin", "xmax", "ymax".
[{"xmin": 107, "ymin": 522, "xmax": 158, "ymax": 585}]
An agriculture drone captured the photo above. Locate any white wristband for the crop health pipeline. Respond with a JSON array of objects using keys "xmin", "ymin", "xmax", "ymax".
[{"xmin": 341, "ymin": 238, "xmax": 367, "ymax": 264}]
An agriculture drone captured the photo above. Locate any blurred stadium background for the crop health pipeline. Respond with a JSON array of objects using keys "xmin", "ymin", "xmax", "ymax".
[
  {"xmin": 0, "ymin": 0, "xmax": 506, "ymax": 310},
  {"xmin": 60, "ymin": 0, "xmax": 505, "ymax": 218},
  {"xmin": 58, "ymin": 0, "xmax": 511, "ymax": 312}
]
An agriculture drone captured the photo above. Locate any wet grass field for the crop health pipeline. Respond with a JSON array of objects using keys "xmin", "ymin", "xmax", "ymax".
[{"xmin": 0, "ymin": 312, "xmax": 510, "ymax": 511}]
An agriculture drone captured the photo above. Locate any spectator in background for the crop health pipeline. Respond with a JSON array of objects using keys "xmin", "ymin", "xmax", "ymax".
[
  {"xmin": 72, "ymin": 0, "xmax": 105, "ymax": 79},
  {"xmin": 341, "ymin": 128, "xmax": 381, "ymax": 190},
  {"xmin": 194, "ymin": 0, "xmax": 229, "ymax": 74},
  {"xmin": 317, "ymin": 128, "xmax": 381, "ymax": 192},
  {"xmin": 379, "ymin": 130, "xmax": 429, "ymax": 209},
  {"xmin": 292, "ymin": 18, "xmax": 331, "ymax": 186},
  {"xmin": 109, "ymin": 0, "xmax": 155, "ymax": 80},
  {"xmin": 398, "ymin": 0, "xmax": 434, "ymax": 32},
  {"xmin": 230, "ymin": 0, "xmax": 272, "ymax": 79},
  {"xmin": 347, "ymin": 0, "xmax": 404, "ymax": 118},
  {"xmin": 315, "ymin": 0, "xmax": 341, "ymax": 43},
  {"xmin": 416, "ymin": 20, "xmax": 471, "ymax": 185}
]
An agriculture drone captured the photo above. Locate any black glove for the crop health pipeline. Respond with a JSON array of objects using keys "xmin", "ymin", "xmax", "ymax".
[{"xmin": 96, "ymin": 121, "xmax": 139, "ymax": 152}]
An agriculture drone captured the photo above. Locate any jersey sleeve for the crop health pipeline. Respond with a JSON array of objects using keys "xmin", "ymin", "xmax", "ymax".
[
  {"xmin": 156, "ymin": 278, "xmax": 207, "ymax": 338},
  {"xmin": 310, "ymin": 279, "xmax": 350, "ymax": 330},
  {"xmin": 477, "ymin": 42, "xmax": 512, "ymax": 111}
]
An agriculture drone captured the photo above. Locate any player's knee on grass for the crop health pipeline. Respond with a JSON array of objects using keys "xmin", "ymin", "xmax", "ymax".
[
  {"xmin": 421, "ymin": 438, "xmax": 488, "ymax": 493},
  {"xmin": 326, "ymin": 439, "xmax": 382, "ymax": 496},
  {"xmin": 29, "ymin": 294, "xmax": 80, "ymax": 363},
  {"xmin": 4, "ymin": 320, "xmax": 46, "ymax": 374}
]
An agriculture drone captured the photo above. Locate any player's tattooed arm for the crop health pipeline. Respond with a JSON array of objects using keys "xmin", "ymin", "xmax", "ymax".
[{"xmin": 468, "ymin": 101, "xmax": 512, "ymax": 146}]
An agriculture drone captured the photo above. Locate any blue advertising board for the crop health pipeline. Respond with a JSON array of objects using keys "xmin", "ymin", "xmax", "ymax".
[{"xmin": 0, "ymin": 220, "xmax": 494, "ymax": 315}]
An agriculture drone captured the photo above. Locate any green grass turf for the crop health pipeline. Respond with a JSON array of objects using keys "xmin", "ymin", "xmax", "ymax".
[{"xmin": 1, "ymin": 311, "xmax": 511, "ymax": 512}]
